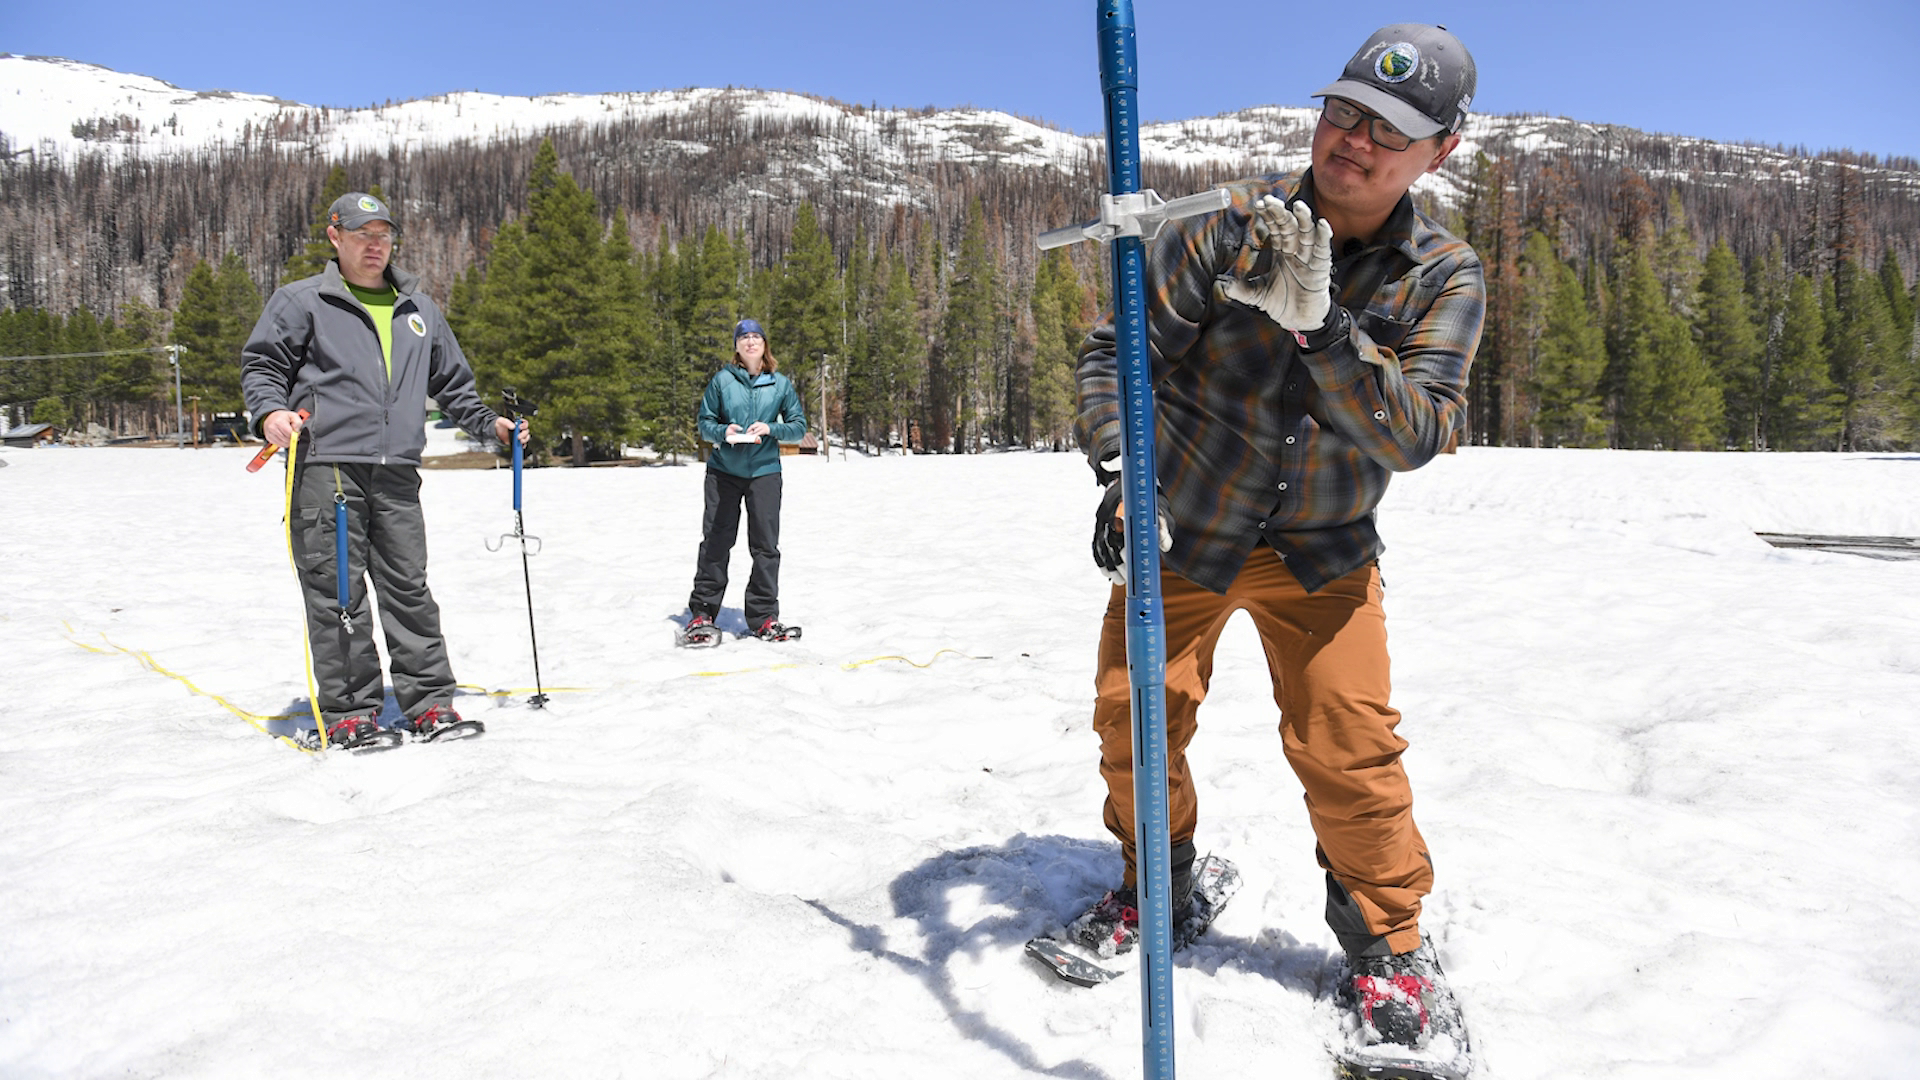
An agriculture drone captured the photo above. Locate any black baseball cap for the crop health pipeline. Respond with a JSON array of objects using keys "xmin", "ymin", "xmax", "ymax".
[
  {"xmin": 328, "ymin": 192, "xmax": 396, "ymax": 232},
  {"xmin": 1313, "ymin": 24, "xmax": 1477, "ymax": 141}
]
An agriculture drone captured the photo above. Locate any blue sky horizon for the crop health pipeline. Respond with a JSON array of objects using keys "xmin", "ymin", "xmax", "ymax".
[{"xmin": 6, "ymin": 1, "xmax": 1917, "ymax": 161}]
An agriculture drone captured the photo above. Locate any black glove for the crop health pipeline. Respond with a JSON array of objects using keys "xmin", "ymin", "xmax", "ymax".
[{"xmin": 1093, "ymin": 478, "xmax": 1172, "ymax": 586}]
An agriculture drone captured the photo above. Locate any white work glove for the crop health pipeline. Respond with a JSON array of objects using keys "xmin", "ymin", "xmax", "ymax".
[{"xmin": 1221, "ymin": 195, "xmax": 1334, "ymax": 333}]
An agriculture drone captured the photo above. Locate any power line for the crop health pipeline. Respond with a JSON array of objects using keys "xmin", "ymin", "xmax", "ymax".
[{"xmin": 0, "ymin": 346, "xmax": 177, "ymax": 362}]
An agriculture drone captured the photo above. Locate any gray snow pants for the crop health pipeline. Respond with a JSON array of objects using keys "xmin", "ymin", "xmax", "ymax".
[{"xmin": 290, "ymin": 461, "xmax": 457, "ymax": 723}]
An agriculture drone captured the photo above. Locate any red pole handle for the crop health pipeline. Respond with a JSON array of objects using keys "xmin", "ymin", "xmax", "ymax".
[{"xmin": 245, "ymin": 409, "xmax": 310, "ymax": 472}]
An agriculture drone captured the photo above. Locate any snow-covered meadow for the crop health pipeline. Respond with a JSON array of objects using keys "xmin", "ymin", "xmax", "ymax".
[{"xmin": 3, "ymin": 438, "xmax": 1918, "ymax": 1078}]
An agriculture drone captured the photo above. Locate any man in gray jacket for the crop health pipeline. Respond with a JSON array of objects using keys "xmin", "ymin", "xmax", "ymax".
[{"xmin": 242, "ymin": 191, "xmax": 526, "ymax": 750}]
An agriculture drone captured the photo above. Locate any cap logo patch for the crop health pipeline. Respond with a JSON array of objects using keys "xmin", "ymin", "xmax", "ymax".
[
  {"xmin": 1375, "ymin": 43, "xmax": 1419, "ymax": 84},
  {"xmin": 407, "ymin": 313, "xmax": 427, "ymax": 337},
  {"xmin": 358, "ymin": 196, "xmax": 381, "ymax": 213}
]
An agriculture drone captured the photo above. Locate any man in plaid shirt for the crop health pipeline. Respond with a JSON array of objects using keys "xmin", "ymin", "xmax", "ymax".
[{"xmin": 1070, "ymin": 24, "xmax": 1483, "ymax": 1058}]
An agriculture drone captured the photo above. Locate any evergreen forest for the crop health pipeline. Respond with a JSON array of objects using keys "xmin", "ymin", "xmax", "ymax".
[{"xmin": 3, "ymin": 99, "xmax": 1917, "ymax": 457}]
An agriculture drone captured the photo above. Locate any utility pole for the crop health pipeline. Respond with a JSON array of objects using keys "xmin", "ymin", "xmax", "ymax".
[
  {"xmin": 168, "ymin": 344, "xmax": 186, "ymax": 449},
  {"xmin": 188, "ymin": 395, "xmax": 202, "ymax": 448}
]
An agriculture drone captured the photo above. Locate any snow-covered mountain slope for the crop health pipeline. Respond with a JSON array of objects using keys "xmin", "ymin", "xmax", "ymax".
[{"xmin": 14, "ymin": 53, "xmax": 1911, "ymax": 215}]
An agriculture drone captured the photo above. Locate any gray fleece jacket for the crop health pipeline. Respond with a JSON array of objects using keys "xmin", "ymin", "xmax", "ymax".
[{"xmin": 241, "ymin": 260, "xmax": 499, "ymax": 465}]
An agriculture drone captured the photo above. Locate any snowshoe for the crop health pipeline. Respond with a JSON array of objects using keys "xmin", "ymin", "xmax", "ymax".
[
  {"xmin": 750, "ymin": 618, "xmax": 802, "ymax": 642},
  {"xmin": 677, "ymin": 612, "xmax": 723, "ymax": 648},
  {"xmin": 1333, "ymin": 942, "xmax": 1473, "ymax": 1080},
  {"xmin": 299, "ymin": 714, "xmax": 403, "ymax": 753},
  {"xmin": 1025, "ymin": 853, "xmax": 1241, "ymax": 987},
  {"xmin": 401, "ymin": 703, "xmax": 485, "ymax": 743}
]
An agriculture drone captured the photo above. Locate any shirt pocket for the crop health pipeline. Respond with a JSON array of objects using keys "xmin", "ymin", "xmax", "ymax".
[{"xmin": 1356, "ymin": 310, "xmax": 1418, "ymax": 353}]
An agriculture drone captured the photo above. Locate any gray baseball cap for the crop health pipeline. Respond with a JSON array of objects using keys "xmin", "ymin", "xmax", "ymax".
[
  {"xmin": 328, "ymin": 192, "xmax": 396, "ymax": 232},
  {"xmin": 1313, "ymin": 24, "xmax": 1476, "ymax": 141}
]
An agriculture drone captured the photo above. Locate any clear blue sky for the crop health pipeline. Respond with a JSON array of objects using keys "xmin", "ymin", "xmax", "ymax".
[{"xmin": 6, "ymin": 0, "xmax": 1916, "ymax": 160}]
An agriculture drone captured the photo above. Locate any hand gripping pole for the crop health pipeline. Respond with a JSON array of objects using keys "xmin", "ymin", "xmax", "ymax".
[{"xmin": 1038, "ymin": 5, "xmax": 1225, "ymax": 1077}]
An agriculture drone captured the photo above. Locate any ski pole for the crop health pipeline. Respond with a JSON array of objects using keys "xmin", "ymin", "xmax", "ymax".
[
  {"xmin": 486, "ymin": 390, "xmax": 548, "ymax": 708},
  {"xmin": 1040, "ymin": 5, "xmax": 1228, "ymax": 1078}
]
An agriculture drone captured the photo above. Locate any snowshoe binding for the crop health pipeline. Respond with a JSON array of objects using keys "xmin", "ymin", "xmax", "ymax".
[
  {"xmin": 750, "ymin": 617, "xmax": 801, "ymax": 642},
  {"xmin": 299, "ymin": 714, "xmax": 404, "ymax": 753},
  {"xmin": 1333, "ymin": 942, "xmax": 1474, "ymax": 1080},
  {"xmin": 676, "ymin": 612, "xmax": 722, "ymax": 648},
  {"xmin": 1025, "ymin": 853, "xmax": 1241, "ymax": 986},
  {"xmin": 401, "ymin": 702, "xmax": 484, "ymax": 743}
]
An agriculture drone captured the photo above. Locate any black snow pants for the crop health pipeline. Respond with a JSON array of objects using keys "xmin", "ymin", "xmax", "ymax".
[{"xmin": 688, "ymin": 468, "xmax": 783, "ymax": 628}]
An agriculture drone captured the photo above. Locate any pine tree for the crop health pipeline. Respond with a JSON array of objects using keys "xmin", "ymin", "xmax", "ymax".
[
  {"xmin": 1907, "ymin": 274, "xmax": 1920, "ymax": 447},
  {"xmin": 771, "ymin": 202, "xmax": 842, "ymax": 419},
  {"xmin": 846, "ymin": 242, "xmax": 909, "ymax": 451},
  {"xmin": 1771, "ymin": 275, "xmax": 1841, "ymax": 450},
  {"xmin": 522, "ymin": 141, "xmax": 628, "ymax": 465},
  {"xmin": 1607, "ymin": 242, "xmax": 1663, "ymax": 447},
  {"xmin": 100, "ymin": 299, "xmax": 165, "ymax": 421},
  {"xmin": 1028, "ymin": 247, "xmax": 1084, "ymax": 450},
  {"xmin": 631, "ymin": 227, "xmax": 697, "ymax": 460},
  {"xmin": 171, "ymin": 253, "xmax": 257, "ymax": 415},
  {"xmin": 1828, "ymin": 257, "xmax": 1903, "ymax": 450},
  {"xmin": 0, "ymin": 309, "xmax": 63, "ymax": 427},
  {"xmin": 911, "ymin": 225, "xmax": 943, "ymax": 452},
  {"xmin": 685, "ymin": 225, "xmax": 741, "ymax": 380},
  {"xmin": 1608, "ymin": 241, "xmax": 1721, "ymax": 448},
  {"xmin": 1652, "ymin": 192, "xmax": 1702, "ymax": 318},
  {"xmin": 837, "ymin": 222, "xmax": 875, "ymax": 450},
  {"xmin": 1648, "ymin": 300, "xmax": 1723, "ymax": 449},
  {"xmin": 1880, "ymin": 251, "xmax": 1914, "ymax": 336},
  {"xmin": 1875, "ymin": 252, "xmax": 1920, "ymax": 448},
  {"xmin": 1520, "ymin": 232, "xmax": 1607, "ymax": 447},
  {"xmin": 1746, "ymin": 237, "xmax": 1791, "ymax": 449},
  {"xmin": 1458, "ymin": 152, "xmax": 1525, "ymax": 443},
  {"xmin": 450, "ymin": 222, "xmax": 529, "ymax": 399},
  {"xmin": 1695, "ymin": 241, "xmax": 1761, "ymax": 448},
  {"xmin": 865, "ymin": 244, "xmax": 921, "ymax": 450},
  {"xmin": 939, "ymin": 198, "xmax": 998, "ymax": 452},
  {"xmin": 600, "ymin": 209, "xmax": 647, "ymax": 457},
  {"xmin": 31, "ymin": 394, "xmax": 71, "ymax": 428}
]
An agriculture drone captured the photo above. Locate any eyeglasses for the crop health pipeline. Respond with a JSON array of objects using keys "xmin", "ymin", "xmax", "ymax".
[
  {"xmin": 343, "ymin": 226, "xmax": 398, "ymax": 247},
  {"xmin": 1320, "ymin": 98, "xmax": 1413, "ymax": 152}
]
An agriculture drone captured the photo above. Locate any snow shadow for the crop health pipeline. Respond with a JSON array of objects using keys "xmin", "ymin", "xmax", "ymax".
[
  {"xmin": 806, "ymin": 834, "xmax": 1349, "ymax": 1073},
  {"xmin": 265, "ymin": 687, "xmax": 406, "ymax": 737},
  {"xmin": 265, "ymin": 685, "xmax": 504, "ymax": 737},
  {"xmin": 1178, "ymin": 922, "xmax": 1343, "ymax": 1001},
  {"xmin": 667, "ymin": 607, "xmax": 754, "ymax": 637},
  {"xmin": 804, "ymin": 833, "xmax": 1126, "ymax": 1078}
]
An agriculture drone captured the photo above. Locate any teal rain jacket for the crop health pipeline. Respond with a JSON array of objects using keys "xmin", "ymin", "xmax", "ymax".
[{"xmin": 697, "ymin": 363, "xmax": 808, "ymax": 478}]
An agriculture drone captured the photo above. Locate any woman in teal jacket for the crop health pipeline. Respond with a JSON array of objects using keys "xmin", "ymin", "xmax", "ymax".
[{"xmin": 683, "ymin": 319, "xmax": 808, "ymax": 644}]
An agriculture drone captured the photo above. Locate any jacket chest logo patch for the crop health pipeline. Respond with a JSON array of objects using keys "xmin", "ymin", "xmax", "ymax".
[{"xmin": 406, "ymin": 313, "xmax": 427, "ymax": 337}]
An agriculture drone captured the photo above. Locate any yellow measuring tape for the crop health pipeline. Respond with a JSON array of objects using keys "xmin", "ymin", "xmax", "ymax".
[
  {"xmin": 686, "ymin": 647, "xmax": 991, "ymax": 678},
  {"xmin": 456, "ymin": 683, "xmax": 595, "ymax": 698},
  {"xmin": 66, "ymin": 623, "xmax": 981, "ymax": 744},
  {"xmin": 63, "ymin": 622, "xmax": 315, "ymax": 753},
  {"xmin": 283, "ymin": 426, "xmax": 331, "ymax": 750}
]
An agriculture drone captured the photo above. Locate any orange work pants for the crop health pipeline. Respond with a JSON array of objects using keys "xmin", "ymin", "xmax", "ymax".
[{"xmin": 1093, "ymin": 546, "xmax": 1431, "ymax": 957}]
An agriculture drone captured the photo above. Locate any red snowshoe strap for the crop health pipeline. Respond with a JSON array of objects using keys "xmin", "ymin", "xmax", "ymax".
[{"xmin": 1354, "ymin": 973, "xmax": 1430, "ymax": 1031}]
